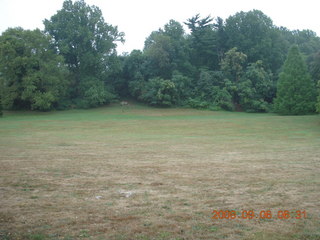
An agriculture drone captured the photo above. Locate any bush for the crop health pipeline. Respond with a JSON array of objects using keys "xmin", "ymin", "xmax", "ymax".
[
  {"xmin": 212, "ymin": 87, "xmax": 234, "ymax": 111},
  {"xmin": 187, "ymin": 98, "xmax": 210, "ymax": 109},
  {"xmin": 31, "ymin": 92, "xmax": 55, "ymax": 111},
  {"xmin": 171, "ymin": 71, "xmax": 193, "ymax": 105},
  {"xmin": 142, "ymin": 77, "xmax": 178, "ymax": 106}
]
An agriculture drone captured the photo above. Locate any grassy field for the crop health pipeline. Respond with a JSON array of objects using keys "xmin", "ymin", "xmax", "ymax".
[{"xmin": 0, "ymin": 104, "xmax": 319, "ymax": 240}]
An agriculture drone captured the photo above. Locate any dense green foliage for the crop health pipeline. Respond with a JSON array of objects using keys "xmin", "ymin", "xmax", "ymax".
[
  {"xmin": 0, "ymin": 28, "xmax": 69, "ymax": 110},
  {"xmin": 0, "ymin": 1, "xmax": 320, "ymax": 114},
  {"xmin": 43, "ymin": 0, "xmax": 124, "ymax": 108},
  {"xmin": 274, "ymin": 46, "xmax": 316, "ymax": 115},
  {"xmin": 121, "ymin": 10, "xmax": 320, "ymax": 113},
  {"xmin": 224, "ymin": 10, "xmax": 286, "ymax": 73},
  {"xmin": 317, "ymin": 81, "xmax": 320, "ymax": 113},
  {"xmin": 308, "ymin": 51, "xmax": 320, "ymax": 113},
  {"xmin": 141, "ymin": 77, "xmax": 178, "ymax": 106},
  {"xmin": 0, "ymin": 94, "xmax": 2, "ymax": 116}
]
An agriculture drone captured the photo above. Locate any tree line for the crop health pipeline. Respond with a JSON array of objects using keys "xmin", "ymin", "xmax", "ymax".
[{"xmin": 0, "ymin": 0, "xmax": 320, "ymax": 115}]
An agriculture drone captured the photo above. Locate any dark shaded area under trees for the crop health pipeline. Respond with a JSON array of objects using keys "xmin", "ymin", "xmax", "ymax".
[{"xmin": 0, "ymin": 0, "xmax": 320, "ymax": 115}]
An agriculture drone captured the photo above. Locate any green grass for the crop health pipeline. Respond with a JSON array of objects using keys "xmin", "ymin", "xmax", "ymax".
[{"xmin": 0, "ymin": 104, "xmax": 319, "ymax": 240}]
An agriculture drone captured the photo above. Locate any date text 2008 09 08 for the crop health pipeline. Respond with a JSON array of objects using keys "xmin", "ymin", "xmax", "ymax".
[{"xmin": 211, "ymin": 210, "xmax": 307, "ymax": 220}]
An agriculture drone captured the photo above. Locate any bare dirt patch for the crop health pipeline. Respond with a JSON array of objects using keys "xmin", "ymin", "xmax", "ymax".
[{"xmin": 0, "ymin": 107, "xmax": 319, "ymax": 239}]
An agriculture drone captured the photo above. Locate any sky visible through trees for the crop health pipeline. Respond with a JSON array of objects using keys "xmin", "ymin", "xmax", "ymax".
[
  {"xmin": 1, "ymin": 0, "xmax": 320, "ymax": 53},
  {"xmin": 0, "ymin": 0, "xmax": 320, "ymax": 114}
]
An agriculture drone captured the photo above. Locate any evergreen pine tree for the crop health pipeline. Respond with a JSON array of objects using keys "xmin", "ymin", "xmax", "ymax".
[{"xmin": 274, "ymin": 45, "xmax": 316, "ymax": 115}]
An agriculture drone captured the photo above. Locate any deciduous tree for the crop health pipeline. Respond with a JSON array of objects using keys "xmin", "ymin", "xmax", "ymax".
[
  {"xmin": 317, "ymin": 81, "xmax": 320, "ymax": 113},
  {"xmin": 224, "ymin": 10, "xmax": 286, "ymax": 73},
  {"xmin": 0, "ymin": 28, "xmax": 69, "ymax": 111},
  {"xmin": 238, "ymin": 60, "xmax": 274, "ymax": 112},
  {"xmin": 0, "ymin": 94, "xmax": 3, "ymax": 116},
  {"xmin": 44, "ymin": 0, "xmax": 124, "ymax": 107}
]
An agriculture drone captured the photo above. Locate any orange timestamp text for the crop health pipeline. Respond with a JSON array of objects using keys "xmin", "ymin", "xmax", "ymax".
[{"xmin": 211, "ymin": 210, "xmax": 307, "ymax": 220}]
